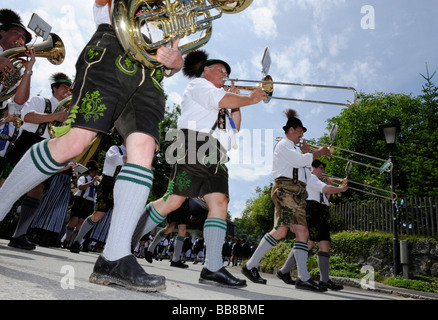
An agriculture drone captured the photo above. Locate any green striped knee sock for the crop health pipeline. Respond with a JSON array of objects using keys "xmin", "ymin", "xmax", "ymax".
[
  {"xmin": 245, "ymin": 233, "xmax": 277, "ymax": 270},
  {"xmin": 0, "ymin": 139, "xmax": 67, "ymax": 221},
  {"xmin": 294, "ymin": 241, "xmax": 311, "ymax": 281},
  {"xmin": 147, "ymin": 229, "xmax": 166, "ymax": 253},
  {"xmin": 204, "ymin": 218, "xmax": 227, "ymax": 272},
  {"xmin": 131, "ymin": 202, "xmax": 166, "ymax": 250},
  {"xmin": 103, "ymin": 164, "xmax": 154, "ymax": 261}
]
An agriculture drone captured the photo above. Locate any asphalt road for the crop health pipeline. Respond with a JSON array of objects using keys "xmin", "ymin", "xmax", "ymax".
[{"xmin": 1, "ymin": 238, "xmax": 421, "ymax": 303}]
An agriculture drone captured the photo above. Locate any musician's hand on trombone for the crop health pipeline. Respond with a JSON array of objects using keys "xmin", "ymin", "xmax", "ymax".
[
  {"xmin": 248, "ymin": 87, "xmax": 267, "ymax": 104},
  {"xmin": 300, "ymin": 140, "xmax": 311, "ymax": 154},
  {"xmin": 225, "ymin": 81, "xmax": 240, "ymax": 94},
  {"xmin": 312, "ymin": 146, "xmax": 332, "ymax": 159}
]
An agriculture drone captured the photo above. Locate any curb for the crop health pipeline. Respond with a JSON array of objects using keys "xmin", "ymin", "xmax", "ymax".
[{"xmin": 332, "ymin": 276, "xmax": 438, "ymax": 300}]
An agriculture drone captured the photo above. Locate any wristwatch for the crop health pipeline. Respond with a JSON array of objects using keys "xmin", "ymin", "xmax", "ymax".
[{"xmin": 24, "ymin": 70, "xmax": 33, "ymax": 75}]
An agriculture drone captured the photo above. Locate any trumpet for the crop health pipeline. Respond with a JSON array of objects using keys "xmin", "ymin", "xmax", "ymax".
[
  {"xmin": 224, "ymin": 75, "xmax": 358, "ymax": 106},
  {"xmin": 299, "ymin": 138, "xmax": 393, "ymax": 173},
  {"xmin": 323, "ymin": 174, "xmax": 397, "ymax": 201}
]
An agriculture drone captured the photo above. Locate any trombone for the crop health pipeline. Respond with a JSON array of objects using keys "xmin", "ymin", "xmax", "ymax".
[
  {"xmin": 300, "ymin": 138, "xmax": 393, "ymax": 173},
  {"xmin": 224, "ymin": 75, "xmax": 358, "ymax": 106},
  {"xmin": 323, "ymin": 174, "xmax": 397, "ymax": 201}
]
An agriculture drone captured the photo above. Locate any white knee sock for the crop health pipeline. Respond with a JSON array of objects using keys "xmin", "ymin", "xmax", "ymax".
[
  {"xmin": 203, "ymin": 218, "xmax": 227, "ymax": 272},
  {"xmin": 0, "ymin": 140, "xmax": 67, "ymax": 220},
  {"xmin": 103, "ymin": 164, "xmax": 154, "ymax": 261}
]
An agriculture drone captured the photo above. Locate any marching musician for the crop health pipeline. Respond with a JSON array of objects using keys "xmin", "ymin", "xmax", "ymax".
[
  {"xmin": 0, "ymin": 0, "xmax": 183, "ymax": 293},
  {"xmin": 241, "ymin": 109, "xmax": 331, "ymax": 291},
  {"xmin": 0, "ymin": 9, "xmax": 35, "ymax": 108},
  {"xmin": 130, "ymin": 49, "xmax": 266, "ymax": 289},
  {"xmin": 1, "ymin": 72, "xmax": 71, "ymax": 250},
  {"xmin": 276, "ymin": 159, "xmax": 348, "ymax": 291}
]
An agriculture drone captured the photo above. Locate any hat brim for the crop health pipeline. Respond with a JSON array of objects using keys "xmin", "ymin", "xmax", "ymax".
[
  {"xmin": 0, "ymin": 22, "xmax": 32, "ymax": 44},
  {"xmin": 197, "ymin": 59, "xmax": 231, "ymax": 77},
  {"xmin": 283, "ymin": 125, "xmax": 307, "ymax": 133}
]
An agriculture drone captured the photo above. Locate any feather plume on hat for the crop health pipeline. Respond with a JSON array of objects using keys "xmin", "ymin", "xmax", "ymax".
[
  {"xmin": 283, "ymin": 109, "xmax": 307, "ymax": 133},
  {"xmin": 0, "ymin": 9, "xmax": 22, "ymax": 26},
  {"xmin": 182, "ymin": 50, "xmax": 209, "ymax": 79}
]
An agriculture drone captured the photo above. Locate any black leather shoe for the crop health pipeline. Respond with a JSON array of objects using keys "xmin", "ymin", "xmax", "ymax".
[
  {"xmin": 89, "ymin": 255, "xmax": 166, "ymax": 292},
  {"xmin": 144, "ymin": 251, "xmax": 153, "ymax": 263},
  {"xmin": 199, "ymin": 267, "xmax": 247, "ymax": 289},
  {"xmin": 295, "ymin": 278, "xmax": 327, "ymax": 292},
  {"xmin": 276, "ymin": 270, "xmax": 296, "ymax": 285},
  {"xmin": 170, "ymin": 260, "xmax": 189, "ymax": 269},
  {"xmin": 241, "ymin": 264, "xmax": 267, "ymax": 284},
  {"xmin": 70, "ymin": 241, "xmax": 80, "ymax": 254},
  {"xmin": 319, "ymin": 279, "xmax": 344, "ymax": 291},
  {"xmin": 8, "ymin": 235, "xmax": 36, "ymax": 250}
]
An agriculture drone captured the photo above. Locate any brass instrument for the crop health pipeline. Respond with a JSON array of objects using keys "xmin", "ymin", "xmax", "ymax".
[
  {"xmin": 323, "ymin": 174, "xmax": 397, "ymax": 201},
  {"xmin": 48, "ymin": 95, "xmax": 73, "ymax": 138},
  {"xmin": 111, "ymin": 0, "xmax": 253, "ymax": 68},
  {"xmin": 225, "ymin": 75, "xmax": 358, "ymax": 106},
  {"xmin": 301, "ymin": 138, "xmax": 393, "ymax": 173},
  {"xmin": 0, "ymin": 33, "xmax": 65, "ymax": 102}
]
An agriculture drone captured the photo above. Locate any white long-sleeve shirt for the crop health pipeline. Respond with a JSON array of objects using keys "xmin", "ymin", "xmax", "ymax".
[{"xmin": 271, "ymin": 138, "xmax": 313, "ymax": 184}]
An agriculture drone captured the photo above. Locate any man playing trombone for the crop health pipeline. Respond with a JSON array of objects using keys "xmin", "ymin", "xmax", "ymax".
[
  {"xmin": 241, "ymin": 109, "xmax": 331, "ymax": 291},
  {"xmin": 276, "ymin": 159, "xmax": 347, "ymax": 291}
]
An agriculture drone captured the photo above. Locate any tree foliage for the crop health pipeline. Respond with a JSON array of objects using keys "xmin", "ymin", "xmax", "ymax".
[
  {"xmin": 237, "ymin": 68, "xmax": 438, "ymax": 236},
  {"xmin": 236, "ymin": 185, "xmax": 274, "ymax": 238}
]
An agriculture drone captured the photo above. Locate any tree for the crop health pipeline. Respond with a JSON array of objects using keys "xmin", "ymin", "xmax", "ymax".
[
  {"xmin": 237, "ymin": 185, "xmax": 274, "ymax": 239},
  {"xmin": 320, "ymin": 68, "xmax": 438, "ymax": 198}
]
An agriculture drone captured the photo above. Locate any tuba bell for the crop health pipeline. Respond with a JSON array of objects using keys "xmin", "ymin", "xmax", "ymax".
[
  {"xmin": 111, "ymin": 0, "xmax": 253, "ymax": 68},
  {"xmin": 0, "ymin": 33, "xmax": 65, "ymax": 102}
]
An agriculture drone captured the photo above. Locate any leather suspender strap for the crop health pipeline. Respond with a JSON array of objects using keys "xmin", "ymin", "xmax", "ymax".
[
  {"xmin": 35, "ymin": 98, "xmax": 52, "ymax": 136},
  {"xmin": 292, "ymin": 168, "xmax": 298, "ymax": 184}
]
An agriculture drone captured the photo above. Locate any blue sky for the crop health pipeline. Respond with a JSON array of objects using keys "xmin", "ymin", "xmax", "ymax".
[{"xmin": 6, "ymin": 0, "xmax": 438, "ymax": 219}]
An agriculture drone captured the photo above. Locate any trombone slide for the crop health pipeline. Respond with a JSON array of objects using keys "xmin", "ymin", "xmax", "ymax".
[
  {"xmin": 324, "ymin": 174, "xmax": 397, "ymax": 201},
  {"xmin": 224, "ymin": 76, "xmax": 358, "ymax": 106},
  {"xmin": 301, "ymin": 139, "xmax": 393, "ymax": 173}
]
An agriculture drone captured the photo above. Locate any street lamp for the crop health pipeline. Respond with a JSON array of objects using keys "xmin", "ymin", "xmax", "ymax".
[{"xmin": 379, "ymin": 122, "xmax": 401, "ymax": 276}]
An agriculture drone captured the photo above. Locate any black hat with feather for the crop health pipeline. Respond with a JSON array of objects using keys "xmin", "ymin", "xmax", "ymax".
[
  {"xmin": 182, "ymin": 49, "xmax": 231, "ymax": 79},
  {"xmin": 0, "ymin": 9, "xmax": 32, "ymax": 44}
]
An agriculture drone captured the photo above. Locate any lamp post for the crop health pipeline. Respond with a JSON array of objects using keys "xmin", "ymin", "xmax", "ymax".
[{"xmin": 379, "ymin": 123, "xmax": 401, "ymax": 276}]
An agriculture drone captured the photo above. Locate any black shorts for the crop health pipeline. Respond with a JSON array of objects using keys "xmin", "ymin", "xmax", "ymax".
[
  {"xmin": 70, "ymin": 196, "xmax": 95, "ymax": 220},
  {"xmin": 94, "ymin": 175, "xmax": 115, "ymax": 212},
  {"xmin": 167, "ymin": 129, "xmax": 229, "ymax": 199},
  {"xmin": 1, "ymin": 130, "xmax": 44, "ymax": 179},
  {"xmin": 306, "ymin": 200, "xmax": 331, "ymax": 242},
  {"xmin": 167, "ymin": 199, "xmax": 190, "ymax": 225},
  {"xmin": 71, "ymin": 24, "xmax": 165, "ymax": 146}
]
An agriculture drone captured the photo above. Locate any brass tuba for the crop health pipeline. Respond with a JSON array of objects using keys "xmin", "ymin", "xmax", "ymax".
[
  {"xmin": 112, "ymin": 0, "xmax": 253, "ymax": 68},
  {"xmin": 0, "ymin": 33, "xmax": 65, "ymax": 102},
  {"xmin": 48, "ymin": 95, "xmax": 73, "ymax": 138}
]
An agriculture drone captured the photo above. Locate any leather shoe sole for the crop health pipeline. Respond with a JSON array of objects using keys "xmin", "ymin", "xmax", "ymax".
[{"xmin": 89, "ymin": 255, "xmax": 166, "ymax": 292}]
